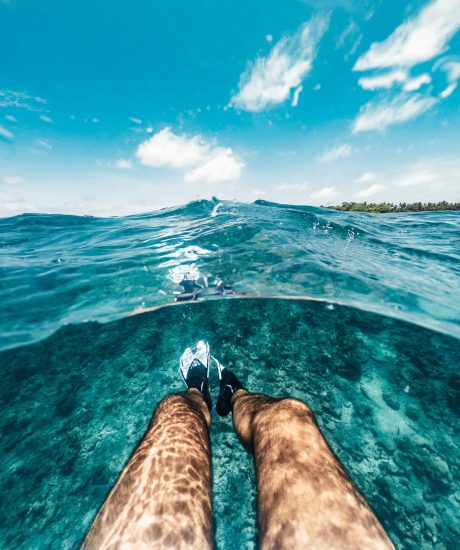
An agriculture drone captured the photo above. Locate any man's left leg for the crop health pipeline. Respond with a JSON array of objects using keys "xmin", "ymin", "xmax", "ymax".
[{"xmin": 82, "ymin": 342, "xmax": 214, "ymax": 549}]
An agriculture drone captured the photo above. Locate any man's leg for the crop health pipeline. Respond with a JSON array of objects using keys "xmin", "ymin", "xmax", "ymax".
[
  {"xmin": 83, "ymin": 341, "xmax": 214, "ymax": 549},
  {"xmin": 217, "ymin": 369, "xmax": 394, "ymax": 550},
  {"xmin": 83, "ymin": 389, "xmax": 213, "ymax": 549}
]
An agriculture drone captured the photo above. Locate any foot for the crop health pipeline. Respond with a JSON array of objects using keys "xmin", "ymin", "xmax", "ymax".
[
  {"xmin": 213, "ymin": 357, "xmax": 244, "ymax": 417},
  {"xmin": 180, "ymin": 341, "xmax": 212, "ymax": 410}
]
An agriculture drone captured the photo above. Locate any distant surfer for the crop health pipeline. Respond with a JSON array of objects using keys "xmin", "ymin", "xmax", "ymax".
[{"xmin": 82, "ymin": 341, "xmax": 394, "ymax": 549}]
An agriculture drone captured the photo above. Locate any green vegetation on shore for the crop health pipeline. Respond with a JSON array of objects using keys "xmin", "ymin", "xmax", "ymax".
[{"xmin": 327, "ymin": 201, "xmax": 460, "ymax": 213}]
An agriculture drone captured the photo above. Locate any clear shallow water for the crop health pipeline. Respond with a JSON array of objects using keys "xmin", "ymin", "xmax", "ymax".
[
  {"xmin": 0, "ymin": 199, "xmax": 459, "ymax": 350},
  {"xmin": 0, "ymin": 201, "xmax": 459, "ymax": 549},
  {"xmin": 1, "ymin": 299, "xmax": 459, "ymax": 549}
]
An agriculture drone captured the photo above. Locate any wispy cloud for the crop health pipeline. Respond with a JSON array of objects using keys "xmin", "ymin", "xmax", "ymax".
[
  {"xmin": 0, "ymin": 90, "xmax": 47, "ymax": 111},
  {"xmin": 0, "ymin": 125, "xmax": 14, "ymax": 140},
  {"xmin": 354, "ymin": 0, "xmax": 460, "ymax": 71},
  {"xmin": 3, "ymin": 176, "xmax": 23, "ymax": 184},
  {"xmin": 136, "ymin": 127, "xmax": 244, "ymax": 183},
  {"xmin": 277, "ymin": 182, "xmax": 308, "ymax": 191},
  {"xmin": 396, "ymin": 168, "xmax": 438, "ymax": 187},
  {"xmin": 358, "ymin": 70, "xmax": 407, "ymax": 90},
  {"xmin": 354, "ymin": 183, "xmax": 385, "ymax": 198},
  {"xmin": 360, "ymin": 157, "xmax": 460, "ymax": 202},
  {"xmin": 336, "ymin": 20, "xmax": 362, "ymax": 60},
  {"xmin": 5, "ymin": 114, "xmax": 17, "ymax": 123},
  {"xmin": 352, "ymin": 1, "xmax": 460, "ymax": 131},
  {"xmin": 352, "ymin": 93, "xmax": 437, "ymax": 133},
  {"xmin": 291, "ymin": 85, "xmax": 303, "ymax": 107},
  {"xmin": 231, "ymin": 14, "xmax": 329, "ymax": 112},
  {"xmin": 316, "ymin": 143, "xmax": 352, "ymax": 161},
  {"xmin": 436, "ymin": 57, "xmax": 460, "ymax": 97},
  {"xmin": 115, "ymin": 159, "xmax": 133, "ymax": 169},
  {"xmin": 310, "ymin": 186, "xmax": 338, "ymax": 200},
  {"xmin": 439, "ymin": 82, "xmax": 457, "ymax": 97},
  {"xmin": 439, "ymin": 59, "xmax": 460, "ymax": 82},
  {"xmin": 39, "ymin": 114, "xmax": 53, "ymax": 123},
  {"xmin": 36, "ymin": 139, "xmax": 53, "ymax": 149},
  {"xmin": 403, "ymin": 73, "xmax": 432, "ymax": 91},
  {"xmin": 355, "ymin": 171, "xmax": 377, "ymax": 183}
]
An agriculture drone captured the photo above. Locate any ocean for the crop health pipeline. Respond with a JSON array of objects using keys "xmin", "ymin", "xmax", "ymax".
[{"xmin": 1, "ymin": 199, "xmax": 459, "ymax": 548}]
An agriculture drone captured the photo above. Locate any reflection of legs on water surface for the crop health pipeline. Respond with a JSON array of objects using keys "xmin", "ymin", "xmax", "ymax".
[
  {"xmin": 82, "ymin": 344, "xmax": 214, "ymax": 549},
  {"xmin": 218, "ymin": 367, "xmax": 394, "ymax": 550}
]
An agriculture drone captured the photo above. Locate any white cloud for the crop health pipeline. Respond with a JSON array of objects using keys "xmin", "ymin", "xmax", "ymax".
[
  {"xmin": 291, "ymin": 85, "xmax": 303, "ymax": 107},
  {"xmin": 316, "ymin": 143, "xmax": 352, "ymax": 161},
  {"xmin": 310, "ymin": 186, "xmax": 338, "ymax": 199},
  {"xmin": 0, "ymin": 125, "xmax": 14, "ymax": 140},
  {"xmin": 5, "ymin": 114, "xmax": 17, "ymax": 123},
  {"xmin": 403, "ymin": 73, "xmax": 432, "ymax": 91},
  {"xmin": 396, "ymin": 169, "xmax": 438, "ymax": 187},
  {"xmin": 136, "ymin": 127, "xmax": 244, "ymax": 183},
  {"xmin": 184, "ymin": 149, "xmax": 243, "ymax": 183},
  {"xmin": 355, "ymin": 171, "xmax": 377, "ymax": 183},
  {"xmin": 265, "ymin": 34, "xmax": 274, "ymax": 43},
  {"xmin": 0, "ymin": 89, "xmax": 47, "ymax": 111},
  {"xmin": 39, "ymin": 114, "xmax": 53, "ymax": 123},
  {"xmin": 433, "ymin": 58, "xmax": 460, "ymax": 96},
  {"xmin": 352, "ymin": 93, "xmax": 437, "ymax": 133},
  {"xmin": 389, "ymin": 157, "xmax": 460, "ymax": 200},
  {"xmin": 347, "ymin": 157, "xmax": 460, "ymax": 203},
  {"xmin": 439, "ymin": 82, "xmax": 457, "ymax": 97},
  {"xmin": 440, "ymin": 59, "xmax": 460, "ymax": 81},
  {"xmin": 36, "ymin": 139, "xmax": 52, "ymax": 149},
  {"xmin": 358, "ymin": 70, "xmax": 407, "ymax": 90},
  {"xmin": 129, "ymin": 116, "xmax": 142, "ymax": 125},
  {"xmin": 115, "ymin": 159, "xmax": 133, "ymax": 169},
  {"xmin": 354, "ymin": 0, "xmax": 460, "ymax": 71},
  {"xmin": 277, "ymin": 182, "xmax": 308, "ymax": 191},
  {"xmin": 354, "ymin": 183, "xmax": 385, "ymax": 198},
  {"xmin": 231, "ymin": 14, "xmax": 329, "ymax": 112},
  {"xmin": 3, "ymin": 176, "xmax": 23, "ymax": 184},
  {"xmin": 136, "ymin": 127, "xmax": 207, "ymax": 168}
]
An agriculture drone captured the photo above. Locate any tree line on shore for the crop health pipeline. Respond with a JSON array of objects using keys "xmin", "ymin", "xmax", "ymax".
[{"xmin": 326, "ymin": 201, "xmax": 460, "ymax": 213}]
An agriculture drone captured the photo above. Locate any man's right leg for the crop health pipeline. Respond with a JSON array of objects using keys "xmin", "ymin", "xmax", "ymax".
[{"xmin": 217, "ymin": 369, "xmax": 394, "ymax": 550}]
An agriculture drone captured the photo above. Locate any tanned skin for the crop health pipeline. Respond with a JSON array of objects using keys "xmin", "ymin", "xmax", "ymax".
[
  {"xmin": 83, "ymin": 389, "xmax": 393, "ymax": 549},
  {"xmin": 82, "ymin": 388, "xmax": 213, "ymax": 550},
  {"xmin": 232, "ymin": 390, "xmax": 394, "ymax": 550}
]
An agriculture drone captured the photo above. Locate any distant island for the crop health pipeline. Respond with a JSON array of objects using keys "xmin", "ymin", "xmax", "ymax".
[{"xmin": 326, "ymin": 201, "xmax": 460, "ymax": 213}]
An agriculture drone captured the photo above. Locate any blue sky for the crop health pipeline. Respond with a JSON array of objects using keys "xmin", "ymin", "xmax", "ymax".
[{"xmin": 1, "ymin": 0, "xmax": 459, "ymax": 216}]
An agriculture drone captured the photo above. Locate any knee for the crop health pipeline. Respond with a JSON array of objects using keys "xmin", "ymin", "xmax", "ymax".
[
  {"xmin": 158, "ymin": 393, "xmax": 188, "ymax": 412},
  {"xmin": 259, "ymin": 397, "xmax": 315, "ymax": 427},
  {"xmin": 280, "ymin": 397, "xmax": 314, "ymax": 417}
]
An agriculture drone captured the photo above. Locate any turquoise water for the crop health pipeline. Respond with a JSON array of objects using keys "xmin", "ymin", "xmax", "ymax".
[{"xmin": 1, "ymin": 200, "xmax": 459, "ymax": 548}]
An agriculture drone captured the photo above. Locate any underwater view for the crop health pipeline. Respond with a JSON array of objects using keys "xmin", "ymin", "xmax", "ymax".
[{"xmin": 1, "ymin": 200, "xmax": 459, "ymax": 549}]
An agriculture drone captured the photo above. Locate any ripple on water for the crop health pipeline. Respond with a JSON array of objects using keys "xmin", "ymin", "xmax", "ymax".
[{"xmin": 1, "ymin": 200, "xmax": 459, "ymax": 351}]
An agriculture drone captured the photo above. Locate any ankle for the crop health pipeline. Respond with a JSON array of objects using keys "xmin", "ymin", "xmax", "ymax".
[{"xmin": 220, "ymin": 368, "xmax": 243, "ymax": 393}]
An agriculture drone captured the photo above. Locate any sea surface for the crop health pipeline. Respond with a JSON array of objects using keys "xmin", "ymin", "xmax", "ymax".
[{"xmin": 0, "ymin": 199, "xmax": 459, "ymax": 549}]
